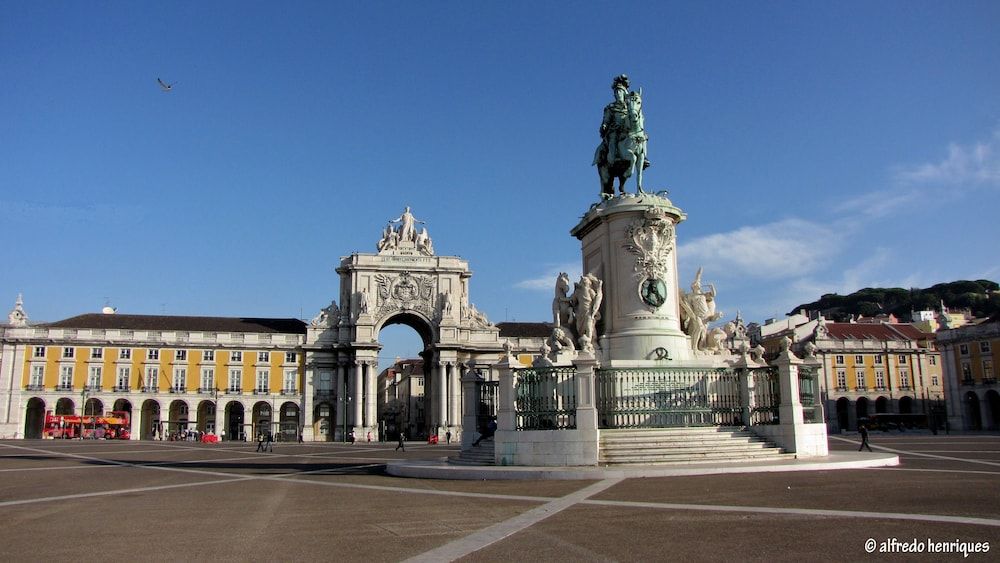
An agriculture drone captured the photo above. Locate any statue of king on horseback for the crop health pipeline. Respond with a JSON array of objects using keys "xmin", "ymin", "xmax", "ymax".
[{"xmin": 593, "ymin": 74, "xmax": 650, "ymax": 198}]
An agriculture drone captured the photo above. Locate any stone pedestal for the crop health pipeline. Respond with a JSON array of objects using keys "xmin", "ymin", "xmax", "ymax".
[{"xmin": 570, "ymin": 194, "xmax": 693, "ymax": 364}]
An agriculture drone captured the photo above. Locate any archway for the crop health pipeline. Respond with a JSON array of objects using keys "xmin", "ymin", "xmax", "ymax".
[
  {"xmin": 197, "ymin": 400, "xmax": 217, "ymax": 434},
  {"xmin": 965, "ymin": 391, "xmax": 982, "ymax": 431},
  {"xmin": 141, "ymin": 399, "xmax": 161, "ymax": 440},
  {"xmin": 856, "ymin": 397, "xmax": 869, "ymax": 422},
  {"xmin": 168, "ymin": 400, "xmax": 189, "ymax": 437},
  {"xmin": 278, "ymin": 401, "xmax": 300, "ymax": 442},
  {"xmin": 24, "ymin": 397, "xmax": 46, "ymax": 439},
  {"xmin": 898, "ymin": 396, "xmax": 913, "ymax": 415},
  {"xmin": 985, "ymin": 390, "xmax": 1000, "ymax": 431},
  {"xmin": 112, "ymin": 398, "xmax": 132, "ymax": 417},
  {"xmin": 252, "ymin": 401, "xmax": 272, "ymax": 440},
  {"xmin": 55, "ymin": 398, "xmax": 74, "ymax": 415},
  {"xmin": 378, "ymin": 316, "xmax": 433, "ymax": 441},
  {"xmin": 226, "ymin": 402, "xmax": 246, "ymax": 441},
  {"xmin": 875, "ymin": 396, "xmax": 889, "ymax": 414},
  {"xmin": 835, "ymin": 397, "xmax": 850, "ymax": 431},
  {"xmin": 84, "ymin": 398, "xmax": 103, "ymax": 416}
]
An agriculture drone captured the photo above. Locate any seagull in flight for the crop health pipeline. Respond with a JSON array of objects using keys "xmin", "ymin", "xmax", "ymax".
[{"xmin": 157, "ymin": 78, "xmax": 176, "ymax": 92}]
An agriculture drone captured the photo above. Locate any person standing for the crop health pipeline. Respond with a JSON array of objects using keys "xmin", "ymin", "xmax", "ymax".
[
  {"xmin": 256, "ymin": 432, "xmax": 266, "ymax": 452},
  {"xmin": 859, "ymin": 424, "xmax": 873, "ymax": 452},
  {"xmin": 264, "ymin": 430, "xmax": 273, "ymax": 453},
  {"xmin": 446, "ymin": 430, "xmax": 452, "ymax": 444},
  {"xmin": 395, "ymin": 432, "xmax": 406, "ymax": 452}
]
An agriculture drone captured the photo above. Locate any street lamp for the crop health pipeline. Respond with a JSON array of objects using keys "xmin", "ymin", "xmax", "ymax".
[{"xmin": 80, "ymin": 387, "xmax": 89, "ymax": 439}]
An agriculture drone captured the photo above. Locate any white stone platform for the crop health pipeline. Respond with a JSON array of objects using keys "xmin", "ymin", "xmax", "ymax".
[{"xmin": 385, "ymin": 452, "xmax": 899, "ymax": 480}]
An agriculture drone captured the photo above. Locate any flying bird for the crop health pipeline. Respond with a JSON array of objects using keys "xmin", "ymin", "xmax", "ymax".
[{"xmin": 157, "ymin": 78, "xmax": 176, "ymax": 92}]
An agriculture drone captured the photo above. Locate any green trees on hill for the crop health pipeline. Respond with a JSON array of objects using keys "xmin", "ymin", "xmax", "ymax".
[{"xmin": 789, "ymin": 280, "xmax": 1000, "ymax": 321}]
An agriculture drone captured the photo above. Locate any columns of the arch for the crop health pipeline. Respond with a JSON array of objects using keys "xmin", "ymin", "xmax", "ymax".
[
  {"xmin": 365, "ymin": 360, "xmax": 377, "ymax": 436},
  {"xmin": 449, "ymin": 364, "xmax": 462, "ymax": 439},
  {"xmin": 351, "ymin": 360, "xmax": 363, "ymax": 435},
  {"xmin": 302, "ymin": 364, "xmax": 315, "ymax": 442},
  {"xmin": 335, "ymin": 361, "xmax": 346, "ymax": 441}
]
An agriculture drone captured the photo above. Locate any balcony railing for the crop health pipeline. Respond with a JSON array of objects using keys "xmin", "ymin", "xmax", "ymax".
[
  {"xmin": 25, "ymin": 384, "xmax": 44, "ymax": 392},
  {"xmin": 253, "ymin": 388, "xmax": 269, "ymax": 395},
  {"xmin": 280, "ymin": 388, "xmax": 298, "ymax": 396},
  {"xmin": 961, "ymin": 379, "xmax": 975, "ymax": 386},
  {"xmin": 141, "ymin": 386, "xmax": 158, "ymax": 393},
  {"xmin": 170, "ymin": 387, "xmax": 187, "ymax": 393},
  {"xmin": 112, "ymin": 386, "xmax": 130, "ymax": 392},
  {"xmin": 984, "ymin": 378, "xmax": 997, "ymax": 386},
  {"xmin": 226, "ymin": 387, "xmax": 242, "ymax": 394}
]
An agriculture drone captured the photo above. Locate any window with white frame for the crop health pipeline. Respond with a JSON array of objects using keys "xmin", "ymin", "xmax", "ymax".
[
  {"xmin": 835, "ymin": 355, "xmax": 844, "ymax": 365},
  {"xmin": 854, "ymin": 355, "xmax": 864, "ymax": 364},
  {"xmin": 318, "ymin": 372, "xmax": 331, "ymax": 391},
  {"xmin": 836, "ymin": 370, "xmax": 847, "ymax": 389},
  {"xmin": 91, "ymin": 348, "xmax": 103, "ymax": 359},
  {"xmin": 962, "ymin": 362, "xmax": 972, "ymax": 380},
  {"xmin": 203, "ymin": 350, "xmax": 215, "ymax": 362},
  {"xmin": 88, "ymin": 366, "xmax": 102, "ymax": 390},
  {"xmin": 984, "ymin": 359, "xmax": 995, "ymax": 379},
  {"xmin": 172, "ymin": 368, "xmax": 186, "ymax": 391},
  {"xmin": 855, "ymin": 369, "xmax": 866, "ymax": 389},
  {"xmin": 228, "ymin": 368, "xmax": 242, "ymax": 391},
  {"xmin": 257, "ymin": 351, "xmax": 269, "ymax": 363},
  {"xmin": 145, "ymin": 366, "xmax": 158, "ymax": 389},
  {"xmin": 929, "ymin": 355, "xmax": 937, "ymax": 366},
  {"xmin": 147, "ymin": 349, "xmax": 159, "ymax": 361},
  {"xmin": 175, "ymin": 349, "xmax": 187, "ymax": 361},
  {"xmin": 119, "ymin": 348, "xmax": 131, "ymax": 360},
  {"xmin": 899, "ymin": 369, "xmax": 910, "ymax": 389},
  {"xmin": 875, "ymin": 370, "xmax": 885, "ymax": 389},
  {"xmin": 932, "ymin": 375, "xmax": 940, "ymax": 386},
  {"xmin": 116, "ymin": 366, "xmax": 130, "ymax": 390},
  {"xmin": 30, "ymin": 365, "xmax": 44, "ymax": 388},
  {"xmin": 230, "ymin": 351, "xmax": 242, "ymax": 362},
  {"xmin": 898, "ymin": 355, "xmax": 907, "ymax": 364},
  {"xmin": 201, "ymin": 368, "xmax": 215, "ymax": 390},
  {"xmin": 285, "ymin": 352, "xmax": 297, "ymax": 363},
  {"xmin": 874, "ymin": 355, "xmax": 884, "ymax": 365},
  {"xmin": 63, "ymin": 347, "xmax": 75, "ymax": 359},
  {"xmin": 981, "ymin": 341, "xmax": 992, "ymax": 354},
  {"xmin": 256, "ymin": 369, "xmax": 269, "ymax": 393},
  {"xmin": 283, "ymin": 370, "xmax": 297, "ymax": 392},
  {"xmin": 33, "ymin": 346, "xmax": 45, "ymax": 358},
  {"xmin": 59, "ymin": 366, "xmax": 73, "ymax": 389}
]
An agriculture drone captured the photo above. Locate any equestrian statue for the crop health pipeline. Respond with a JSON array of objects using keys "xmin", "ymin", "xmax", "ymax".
[{"xmin": 593, "ymin": 74, "xmax": 650, "ymax": 198}]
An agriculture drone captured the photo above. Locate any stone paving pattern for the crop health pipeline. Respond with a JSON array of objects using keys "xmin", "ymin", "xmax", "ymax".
[{"xmin": 1, "ymin": 433, "xmax": 998, "ymax": 561}]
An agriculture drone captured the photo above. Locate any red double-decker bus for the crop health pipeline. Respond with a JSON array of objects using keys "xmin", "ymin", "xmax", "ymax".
[{"xmin": 43, "ymin": 410, "xmax": 131, "ymax": 440}]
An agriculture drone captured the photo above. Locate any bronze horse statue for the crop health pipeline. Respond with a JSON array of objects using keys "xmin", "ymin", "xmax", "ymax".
[{"xmin": 594, "ymin": 90, "xmax": 649, "ymax": 198}]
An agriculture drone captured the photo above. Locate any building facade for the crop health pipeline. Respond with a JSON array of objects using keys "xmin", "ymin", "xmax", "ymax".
[
  {"xmin": 760, "ymin": 316, "xmax": 943, "ymax": 432},
  {"xmin": 938, "ymin": 314, "xmax": 1000, "ymax": 430},
  {"xmin": 0, "ymin": 311, "xmax": 306, "ymax": 441}
]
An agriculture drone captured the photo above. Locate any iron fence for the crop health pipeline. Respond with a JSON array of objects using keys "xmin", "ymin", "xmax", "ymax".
[
  {"xmin": 595, "ymin": 367, "xmax": 742, "ymax": 428},
  {"xmin": 513, "ymin": 367, "xmax": 577, "ymax": 430},
  {"xmin": 750, "ymin": 367, "xmax": 780, "ymax": 425}
]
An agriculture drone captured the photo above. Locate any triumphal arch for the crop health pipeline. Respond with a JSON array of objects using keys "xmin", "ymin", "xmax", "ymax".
[{"xmin": 302, "ymin": 207, "xmax": 503, "ymax": 441}]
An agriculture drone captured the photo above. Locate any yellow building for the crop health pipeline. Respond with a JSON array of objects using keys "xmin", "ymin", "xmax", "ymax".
[
  {"xmin": 938, "ymin": 313, "xmax": 1000, "ymax": 430},
  {"xmin": 0, "ymin": 310, "xmax": 306, "ymax": 441},
  {"xmin": 760, "ymin": 316, "xmax": 943, "ymax": 432}
]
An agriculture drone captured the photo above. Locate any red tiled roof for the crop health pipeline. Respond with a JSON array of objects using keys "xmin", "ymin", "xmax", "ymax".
[
  {"xmin": 44, "ymin": 313, "xmax": 306, "ymax": 334},
  {"xmin": 825, "ymin": 322, "xmax": 932, "ymax": 342}
]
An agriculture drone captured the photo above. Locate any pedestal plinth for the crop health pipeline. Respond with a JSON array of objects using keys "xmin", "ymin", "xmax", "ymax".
[{"xmin": 570, "ymin": 194, "xmax": 693, "ymax": 364}]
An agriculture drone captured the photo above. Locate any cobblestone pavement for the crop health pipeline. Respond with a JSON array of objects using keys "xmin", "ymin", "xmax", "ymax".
[{"xmin": 1, "ymin": 432, "xmax": 998, "ymax": 561}]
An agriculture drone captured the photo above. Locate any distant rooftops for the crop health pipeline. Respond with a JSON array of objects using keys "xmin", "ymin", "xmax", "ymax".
[{"xmin": 43, "ymin": 313, "xmax": 307, "ymax": 335}]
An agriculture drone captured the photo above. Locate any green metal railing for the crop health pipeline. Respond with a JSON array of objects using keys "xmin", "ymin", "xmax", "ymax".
[
  {"xmin": 750, "ymin": 368, "xmax": 780, "ymax": 425},
  {"xmin": 513, "ymin": 367, "xmax": 577, "ymax": 430},
  {"xmin": 595, "ymin": 367, "xmax": 742, "ymax": 428}
]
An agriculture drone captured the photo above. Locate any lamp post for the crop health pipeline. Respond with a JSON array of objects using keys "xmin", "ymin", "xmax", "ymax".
[{"xmin": 80, "ymin": 387, "xmax": 89, "ymax": 439}]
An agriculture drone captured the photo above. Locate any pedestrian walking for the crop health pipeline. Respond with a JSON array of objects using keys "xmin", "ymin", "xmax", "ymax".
[
  {"xmin": 395, "ymin": 432, "xmax": 406, "ymax": 452},
  {"xmin": 473, "ymin": 418, "xmax": 497, "ymax": 447},
  {"xmin": 256, "ymin": 432, "xmax": 266, "ymax": 452},
  {"xmin": 264, "ymin": 430, "xmax": 274, "ymax": 452},
  {"xmin": 446, "ymin": 430, "xmax": 452, "ymax": 444},
  {"xmin": 858, "ymin": 424, "xmax": 873, "ymax": 452}
]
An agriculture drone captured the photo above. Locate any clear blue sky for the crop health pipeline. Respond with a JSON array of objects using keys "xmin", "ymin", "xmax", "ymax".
[{"xmin": 4, "ymin": 2, "xmax": 999, "ymax": 369}]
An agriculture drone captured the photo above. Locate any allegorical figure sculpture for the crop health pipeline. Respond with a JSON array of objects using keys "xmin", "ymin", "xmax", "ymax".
[
  {"xmin": 680, "ymin": 268, "xmax": 723, "ymax": 352},
  {"xmin": 593, "ymin": 74, "xmax": 650, "ymax": 198},
  {"xmin": 552, "ymin": 272, "xmax": 573, "ymax": 328},
  {"xmin": 310, "ymin": 300, "xmax": 340, "ymax": 328},
  {"xmin": 378, "ymin": 207, "xmax": 433, "ymax": 255},
  {"xmin": 571, "ymin": 273, "xmax": 604, "ymax": 352}
]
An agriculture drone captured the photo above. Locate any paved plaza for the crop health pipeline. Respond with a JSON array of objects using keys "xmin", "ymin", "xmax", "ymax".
[{"xmin": 1, "ymin": 433, "xmax": 999, "ymax": 561}]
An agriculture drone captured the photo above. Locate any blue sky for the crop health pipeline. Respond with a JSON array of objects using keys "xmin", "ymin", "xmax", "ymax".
[{"xmin": 3, "ymin": 2, "xmax": 999, "ymax": 369}]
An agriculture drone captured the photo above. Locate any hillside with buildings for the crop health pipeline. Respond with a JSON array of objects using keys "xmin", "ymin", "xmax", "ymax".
[{"xmin": 788, "ymin": 280, "xmax": 1000, "ymax": 322}]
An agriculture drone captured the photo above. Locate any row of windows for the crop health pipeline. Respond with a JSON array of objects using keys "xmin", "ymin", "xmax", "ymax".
[
  {"xmin": 32, "ymin": 346, "xmax": 298, "ymax": 364},
  {"xmin": 832, "ymin": 369, "xmax": 935, "ymax": 390},
  {"xmin": 27, "ymin": 365, "xmax": 299, "ymax": 394},
  {"xmin": 960, "ymin": 359, "xmax": 996, "ymax": 382},
  {"xmin": 832, "ymin": 354, "xmax": 932, "ymax": 366},
  {"xmin": 959, "ymin": 341, "xmax": 994, "ymax": 355}
]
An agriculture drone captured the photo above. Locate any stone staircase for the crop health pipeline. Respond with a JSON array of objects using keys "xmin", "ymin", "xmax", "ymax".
[
  {"xmin": 599, "ymin": 427, "xmax": 792, "ymax": 466},
  {"xmin": 448, "ymin": 438, "xmax": 495, "ymax": 466}
]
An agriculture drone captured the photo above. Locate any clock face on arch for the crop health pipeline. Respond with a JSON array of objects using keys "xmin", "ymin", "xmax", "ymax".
[{"xmin": 640, "ymin": 278, "xmax": 666, "ymax": 308}]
